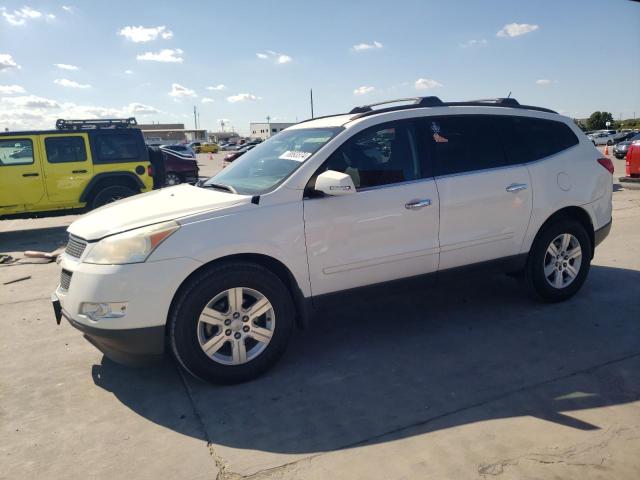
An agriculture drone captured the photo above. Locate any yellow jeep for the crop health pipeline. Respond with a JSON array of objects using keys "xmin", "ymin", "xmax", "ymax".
[{"xmin": 0, "ymin": 118, "xmax": 154, "ymax": 217}]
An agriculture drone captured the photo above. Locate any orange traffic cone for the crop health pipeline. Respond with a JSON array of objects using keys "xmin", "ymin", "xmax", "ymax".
[{"xmin": 604, "ymin": 144, "xmax": 609, "ymax": 155}]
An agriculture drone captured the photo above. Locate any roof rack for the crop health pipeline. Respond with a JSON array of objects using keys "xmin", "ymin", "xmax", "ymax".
[{"xmin": 56, "ymin": 117, "xmax": 138, "ymax": 131}]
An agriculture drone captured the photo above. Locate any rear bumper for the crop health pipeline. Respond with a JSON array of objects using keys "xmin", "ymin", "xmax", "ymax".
[
  {"xmin": 65, "ymin": 312, "xmax": 165, "ymax": 366},
  {"xmin": 594, "ymin": 219, "xmax": 612, "ymax": 248}
]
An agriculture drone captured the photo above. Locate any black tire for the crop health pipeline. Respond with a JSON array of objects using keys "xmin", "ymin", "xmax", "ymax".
[
  {"xmin": 607, "ymin": 140, "xmax": 613, "ymax": 146},
  {"xmin": 524, "ymin": 219, "xmax": 592, "ymax": 302},
  {"xmin": 91, "ymin": 185, "xmax": 137, "ymax": 209},
  {"xmin": 169, "ymin": 261, "xmax": 295, "ymax": 384},
  {"xmin": 165, "ymin": 172, "xmax": 182, "ymax": 186}
]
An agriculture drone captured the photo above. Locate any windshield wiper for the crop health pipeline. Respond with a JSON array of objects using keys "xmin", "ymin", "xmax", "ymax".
[{"xmin": 202, "ymin": 182, "xmax": 238, "ymax": 194}]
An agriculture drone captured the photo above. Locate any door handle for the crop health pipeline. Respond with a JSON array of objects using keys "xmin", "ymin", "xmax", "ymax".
[
  {"xmin": 72, "ymin": 169, "xmax": 88, "ymax": 174},
  {"xmin": 506, "ymin": 183, "xmax": 528, "ymax": 193},
  {"xmin": 405, "ymin": 199, "xmax": 432, "ymax": 210},
  {"xmin": 22, "ymin": 173, "xmax": 39, "ymax": 177}
]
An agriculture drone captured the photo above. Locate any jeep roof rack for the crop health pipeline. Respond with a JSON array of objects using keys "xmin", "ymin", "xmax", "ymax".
[{"xmin": 56, "ymin": 117, "xmax": 138, "ymax": 131}]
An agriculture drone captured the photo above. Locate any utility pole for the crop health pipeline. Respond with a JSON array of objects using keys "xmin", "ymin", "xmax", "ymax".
[
  {"xmin": 310, "ymin": 89, "xmax": 314, "ymax": 119},
  {"xmin": 193, "ymin": 106, "xmax": 198, "ymax": 130}
]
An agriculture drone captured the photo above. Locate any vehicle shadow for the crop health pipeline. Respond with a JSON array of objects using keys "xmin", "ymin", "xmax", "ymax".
[
  {"xmin": 92, "ymin": 264, "xmax": 640, "ymax": 454},
  {"xmin": 0, "ymin": 225, "xmax": 68, "ymax": 254}
]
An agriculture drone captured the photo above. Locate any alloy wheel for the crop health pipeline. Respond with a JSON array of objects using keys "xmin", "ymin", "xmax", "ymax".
[
  {"xmin": 196, "ymin": 287, "xmax": 275, "ymax": 365},
  {"xmin": 543, "ymin": 233, "xmax": 582, "ymax": 289}
]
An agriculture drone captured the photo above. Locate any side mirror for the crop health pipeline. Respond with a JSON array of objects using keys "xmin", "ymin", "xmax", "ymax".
[{"xmin": 314, "ymin": 170, "xmax": 356, "ymax": 196}]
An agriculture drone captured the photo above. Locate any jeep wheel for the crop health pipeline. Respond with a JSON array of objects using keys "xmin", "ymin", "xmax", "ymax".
[
  {"xmin": 165, "ymin": 173, "xmax": 182, "ymax": 186},
  {"xmin": 91, "ymin": 185, "xmax": 136, "ymax": 209},
  {"xmin": 524, "ymin": 219, "xmax": 591, "ymax": 302},
  {"xmin": 169, "ymin": 261, "xmax": 295, "ymax": 384}
]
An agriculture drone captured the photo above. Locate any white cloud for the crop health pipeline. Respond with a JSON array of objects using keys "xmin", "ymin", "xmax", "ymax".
[
  {"xmin": 535, "ymin": 79, "xmax": 554, "ymax": 86},
  {"xmin": 414, "ymin": 78, "xmax": 443, "ymax": 90},
  {"xmin": 1, "ymin": 6, "xmax": 43, "ymax": 26},
  {"xmin": 206, "ymin": 84, "xmax": 226, "ymax": 91},
  {"xmin": 0, "ymin": 53, "xmax": 20, "ymax": 71},
  {"xmin": 62, "ymin": 6, "xmax": 72, "ymax": 13},
  {"xmin": 118, "ymin": 25, "xmax": 174, "ymax": 43},
  {"xmin": 256, "ymin": 51, "xmax": 292, "ymax": 64},
  {"xmin": 54, "ymin": 78, "xmax": 91, "ymax": 89},
  {"xmin": 201, "ymin": 97, "xmax": 214, "ymax": 103},
  {"xmin": 168, "ymin": 83, "xmax": 196, "ymax": 97},
  {"xmin": 227, "ymin": 93, "xmax": 260, "ymax": 103},
  {"xmin": 126, "ymin": 103, "xmax": 160, "ymax": 115},
  {"xmin": 124, "ymin": 69, "xmax": 133, "ymax": 74},
  {"xmin": 0, "ymin": 84, "xmax": 25, "ymax": 94},
  {"xmin": 54, "ymin": 63, "xmax": 79, "ymax": 71},
  {"xmin": 497, "ymin": 23, "xmax": 539, "ymax": 38},
  {"xmin": 353, "ymin": 86, "xmax": 375, "ymax": 96},
  {"xmin": 352, "ymin": 41, "xmax": 383, "ymax": 52},
  {"xmin": 47, "ymin": 13, "xmax": 55, "ymax": 19},
  {"xmin": 460, "ymin": 39, "xmax": 487, "ymax": 48},
  {"xmin": 137, "ymin": 48, "xmax": 184, "ymax": 63},
  {"xmin": 1, "ymin": 95, "xmax": 59, "ymax": 108}
]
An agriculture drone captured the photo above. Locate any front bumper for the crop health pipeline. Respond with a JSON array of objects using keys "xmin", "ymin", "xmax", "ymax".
[{"xmin": 54, "ymin": 253, "xmax": 202, "ymax": 365}]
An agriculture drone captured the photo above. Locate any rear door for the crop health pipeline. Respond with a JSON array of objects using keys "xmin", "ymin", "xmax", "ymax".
[
  {"xmin": 0, "ymin": 135, "xmax": 45, "ymax": 211},
  {"xmin": 424, "ymin": 115, "xmax": 532, "ymax": 270},
  {"xmin": 40, "ymin": 133, "xmax": 93, "ymax": 204}
]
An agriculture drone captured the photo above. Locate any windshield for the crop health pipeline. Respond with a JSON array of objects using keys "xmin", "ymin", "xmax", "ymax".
[{"xmin": 204, "ymin": 127, "xmax": 341, "ymax": 195}]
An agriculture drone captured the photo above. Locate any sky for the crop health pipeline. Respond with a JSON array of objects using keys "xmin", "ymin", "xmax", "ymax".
[{"xmin": 1, "ymin": 0, "xmax": 639, "ymax": 135}]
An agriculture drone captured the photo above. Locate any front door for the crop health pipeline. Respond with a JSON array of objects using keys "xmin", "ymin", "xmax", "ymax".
[
  {"xmin": 0, "ymin": 135, "xmax": 44, "ymax": 212},
  {"xmin": 40, "ymin": 134, "xmax": 93, "ymax": 204},
  {"xmin": 421, "ymin": 115, "xmax": 533, "ymax": 270},
  {"xmin": 303, "ymin": 120, "xmax": 440, "ymax": 296}
]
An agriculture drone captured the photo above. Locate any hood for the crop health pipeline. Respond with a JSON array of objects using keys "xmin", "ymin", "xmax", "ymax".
[
  {"xmin": 616, "ymin": 141, "xmax": 631, "ymax": 148},
  {"xmin": 68, "ymin": 184, "xmax": 249, "ymax": 241}
]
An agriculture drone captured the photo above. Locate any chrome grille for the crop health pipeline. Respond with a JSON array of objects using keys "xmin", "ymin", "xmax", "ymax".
[
  {"xmin": 60, "ymin": 269, "xmax": 72, "ymax": 291},
  {"xmin": 65, "ymin": 235, "xmax": 87, "ymax": 259}
]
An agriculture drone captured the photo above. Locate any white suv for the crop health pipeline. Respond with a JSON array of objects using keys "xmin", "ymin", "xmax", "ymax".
[{"xmin": 52, "ymin": 97, "xmax": 613, "ymax": 383}]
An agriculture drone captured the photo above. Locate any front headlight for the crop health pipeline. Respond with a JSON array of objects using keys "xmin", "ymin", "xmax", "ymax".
[{"xmin": 83, "ymin": 221, "xmax": 180, "ymax": 265}]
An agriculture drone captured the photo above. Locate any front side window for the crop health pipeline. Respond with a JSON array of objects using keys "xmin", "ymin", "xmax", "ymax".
[
  {"xmin": 205, "ymin": 127, "xmax": 341, "ymax": 195},
  {"xmin": 45, "ymin": 136, "xmax": 87, "ymax": 163},
  {"xmin": 0, "ymin": 139, "xmax": 34, "ymax": 166},
  {"xmin": 95, "ymin": 134, "xmax": 140, "ymax": 162},
  {"xmin": 321, "ymin": 121, "xmax": 420, "ymax": 189},
  {"xmin": 421, "ymin": 116, "xmax": 506, "ymax": 176}
]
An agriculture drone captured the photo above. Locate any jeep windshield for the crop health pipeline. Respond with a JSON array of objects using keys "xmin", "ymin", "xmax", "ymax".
[{"xmin": 203, "ymin": 127, "xmax": 342, "ymax": 195}]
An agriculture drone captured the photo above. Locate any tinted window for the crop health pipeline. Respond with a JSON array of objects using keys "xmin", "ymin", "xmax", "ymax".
[
  {"xmin": 421, "ymin": 116, "xmax": 506, "ymax": 176},
  {"xmin": 95, "ymin": 134, "xmax": 140, "ymax": 162},
  {"xmin": 0, "ymin": 139, "xmax": 34, "ymax": 166},
  {"xmin": 45, "ymin": 136, "xmax": 87, "ymax": 163},
  {"xmin": 322, "ymin": 121, "xmax": 419, "ymax": 189},
  {"xmin": 501, "ymin": 117, "xmax": 579, "ymax": 164}
]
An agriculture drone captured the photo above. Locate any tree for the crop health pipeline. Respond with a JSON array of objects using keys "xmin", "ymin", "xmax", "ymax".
[{"xmin": 586, "ymin": 111, "xmax": 615, "ymax": 131}]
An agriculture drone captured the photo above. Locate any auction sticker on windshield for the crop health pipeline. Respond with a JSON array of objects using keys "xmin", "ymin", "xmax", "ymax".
[{"xmin": 279, "ymin": 150, "xmax": 312, "ymax": 162}]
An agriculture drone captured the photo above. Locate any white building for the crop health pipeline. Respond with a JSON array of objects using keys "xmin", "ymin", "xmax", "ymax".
[{"xmin": 250, "ymin": 122, "xmax": 295, "ymax": 140}]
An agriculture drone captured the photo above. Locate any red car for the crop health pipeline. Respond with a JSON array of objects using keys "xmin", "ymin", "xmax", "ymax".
[
  {"xmin": 148, "ymin": 146, "xmax": 200, "ymax": 187},
  {"xmin": 223, "ymin": 144, "xmax": 255, "ymax": 162}
]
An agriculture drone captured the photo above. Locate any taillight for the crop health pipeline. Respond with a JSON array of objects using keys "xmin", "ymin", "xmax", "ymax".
[
  {"xmin": 147, "ymin": 165, "xmax": 154, "ymax": 176},
  {"xmin": 597, "ymin": 157, "xmax": 614, "ymax": 175}
]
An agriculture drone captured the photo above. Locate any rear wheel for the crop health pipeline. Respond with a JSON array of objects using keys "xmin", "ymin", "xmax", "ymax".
[
  {"xmin": 165, "ymin": 172, "xmax": 182, "ymax": 186},
  {"xmin": 91, "ymin": 185, "xmax": 136, "ymax": 209},
  {"xmin": 169, "ymin": 262, "xmax": 295, "ymax": 384},
  {"xmin": 524, "ymin": 220, "xmax": 591, "ymax": 302}
]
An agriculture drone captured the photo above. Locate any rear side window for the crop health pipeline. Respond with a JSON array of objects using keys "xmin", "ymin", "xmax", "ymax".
[
  {"xmin": 45, "ymin": 136, "xmax": 87, "ymax": 163},
  {"xmin": 420, "ymin": 116, "xmax": 506, "ymax": 176},
  {"xmin": 0, "ymin": 139, "xmax": 34, "ymax": 166},
  {"xmin": 500, "ymin": 117, "xmax": 579, "ymax": 164},
  {"xmin": 94, "ymin": 134, "xmax": 140, "ymax": 162}
]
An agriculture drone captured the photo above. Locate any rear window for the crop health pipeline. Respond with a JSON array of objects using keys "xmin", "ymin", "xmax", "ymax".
[
  {"xmin": 500, "ymin": 117, "xmax": 579, "ymax": 164},
  {"xmin": 45, "ymin": 136, "xmax": 87, "ymax": 163},
  {"xmin": 94, "ymin": 134, "xmax": 141, "ymax": 162}
]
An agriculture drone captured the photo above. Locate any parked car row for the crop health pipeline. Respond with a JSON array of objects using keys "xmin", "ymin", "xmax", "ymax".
[
  {"xmin": 587, "ymin": 129, "xmax": 639, "ymax": 146},
  {"xmin": 613, "ymin": 132, "xmax": 640, "ymax": 159}
]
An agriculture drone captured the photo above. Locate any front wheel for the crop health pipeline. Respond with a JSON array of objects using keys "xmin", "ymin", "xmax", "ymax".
[
  {"xmin": 524, "ymin": 220, "xmax": 592, "ymax": 302},
  {"xmin": 169, "ymin": 262, "xmax": 295, "ymax": 384},
  {"xmin": 165, "ymin": 172, "xmax": 182, "ymax": 186}
]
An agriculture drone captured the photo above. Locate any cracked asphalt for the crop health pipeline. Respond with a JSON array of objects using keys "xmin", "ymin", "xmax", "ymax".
[{"xmin": 1, "ymin": 149, "xmax": 639, "ymax": 479}]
